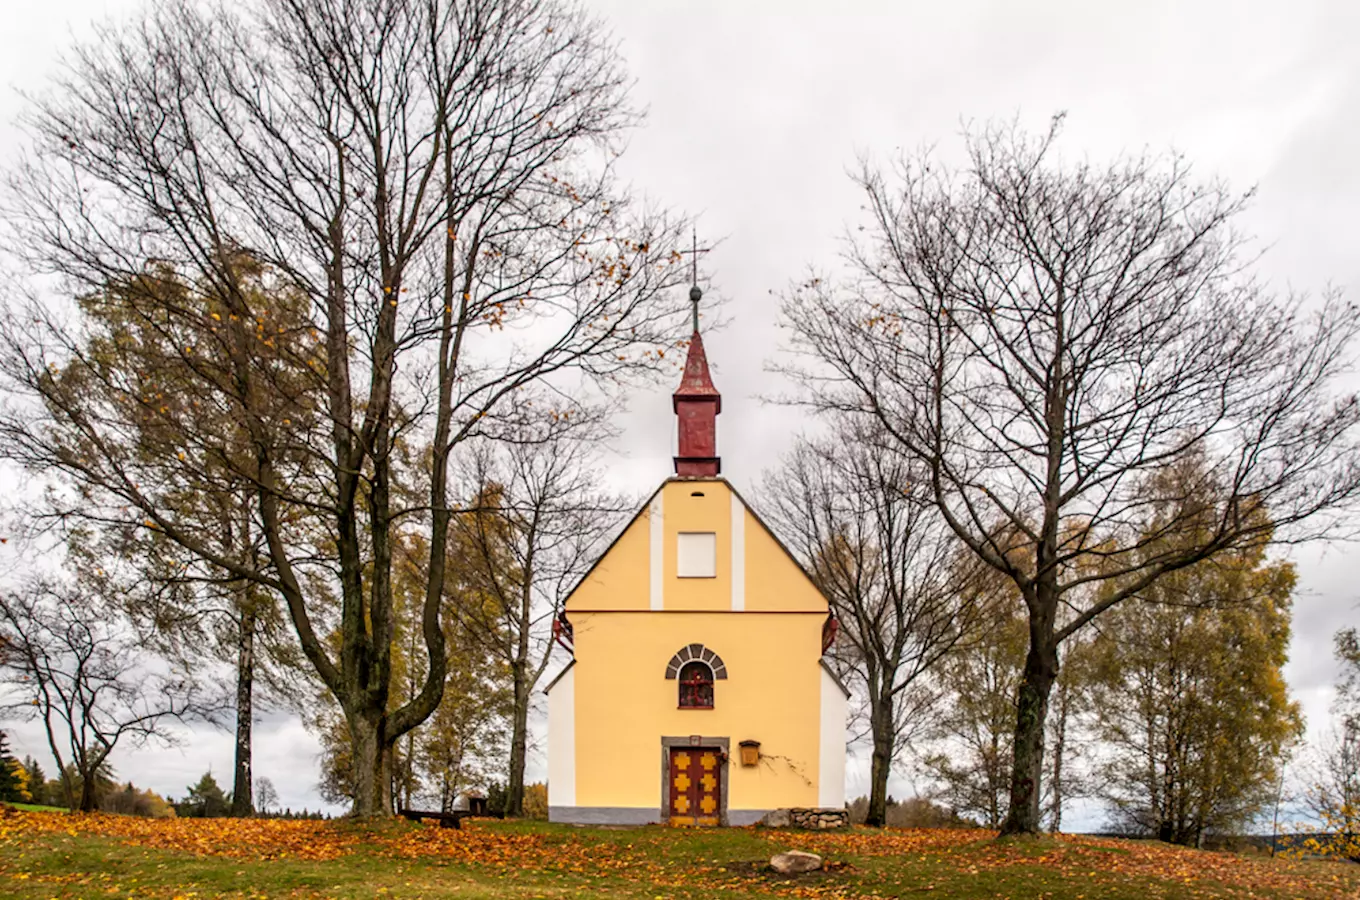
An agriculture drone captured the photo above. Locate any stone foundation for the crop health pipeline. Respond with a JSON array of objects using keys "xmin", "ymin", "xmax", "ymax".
[{"xmin": 759, "ymin": 807, "xmax": 849, "ymax": 830}]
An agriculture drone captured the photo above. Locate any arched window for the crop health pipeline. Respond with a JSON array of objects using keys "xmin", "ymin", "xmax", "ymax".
[{"xmin": 678, "ymin": 661, "xmax": 714, "ymax": 709}]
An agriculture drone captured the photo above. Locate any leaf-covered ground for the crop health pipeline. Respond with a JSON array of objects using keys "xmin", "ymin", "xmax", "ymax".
[{"xmin": 0, "ymin": 807, "xmax": 1355, "ymax": 899}]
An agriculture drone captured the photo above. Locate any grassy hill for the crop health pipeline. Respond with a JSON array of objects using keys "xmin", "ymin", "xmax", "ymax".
[{"xmin": 0, "ymin": 807, "xmax": 1354, "ymax": 899}]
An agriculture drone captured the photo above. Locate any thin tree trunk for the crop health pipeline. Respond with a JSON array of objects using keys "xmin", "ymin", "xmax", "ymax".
[
  {"xmin": 1049, "ymin": 678, "xmax": 1068, "ymax": 833},
  {"xmin": 231, "ymin": 600, "xmax": 257, "ymax": 817},
  {"xmin": 506, "ymin": 664, "xmax": 529, "ymax": 817},
  {"xmin": 402, "ymin": 730, "xmax": 416, "ymax": 811}
]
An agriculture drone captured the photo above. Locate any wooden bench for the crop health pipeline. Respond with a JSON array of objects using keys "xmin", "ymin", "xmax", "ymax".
[
  {"xmin": 398, "ymin": 804, "xmax": 505, "ymax": 829},
  {"xmin": 398, "ymin": 808, "xmax": 474, "ymax": 829}
]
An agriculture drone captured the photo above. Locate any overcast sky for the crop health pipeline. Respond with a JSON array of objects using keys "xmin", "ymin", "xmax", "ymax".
[{"xmin": 2, "ymin": 0, "xmax": 1358, "ymax": 827}]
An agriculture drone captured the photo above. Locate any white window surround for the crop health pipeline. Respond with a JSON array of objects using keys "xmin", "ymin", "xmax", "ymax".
[{"xmin": 676, "ymin": 531, "xmax": 717, "ymax": 578}]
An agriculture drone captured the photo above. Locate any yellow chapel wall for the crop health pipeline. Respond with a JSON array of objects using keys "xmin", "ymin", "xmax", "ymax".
[{"xmin": 569, "ymin": 610, "xmax": 825, "ymax": 813}]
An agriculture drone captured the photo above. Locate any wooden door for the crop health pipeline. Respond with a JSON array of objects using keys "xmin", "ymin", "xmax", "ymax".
[{"xmin": 668, "ymin": 747, "xmax": 721, "ymax": 826}]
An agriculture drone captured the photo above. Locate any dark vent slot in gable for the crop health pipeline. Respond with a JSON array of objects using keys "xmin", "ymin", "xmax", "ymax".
[{"xmin": 691, "ymin": 491, "xmax": 705, "ymax": 497}]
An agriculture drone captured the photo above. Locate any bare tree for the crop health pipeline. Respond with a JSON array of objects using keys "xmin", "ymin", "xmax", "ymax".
[
  {"xmin": 0, "ymin": 0, "xmax": 689, "ymax": 815},
  {"xmin": 58, "ymin": 258, "xmax": 318, "ymax": 818},
  {"xmin": 762, "ymin": 421, "xmax": 989, "ymax": 827},
  {"xmin": 0, "ymin": 578, "xmax": 208, "ymax": 812},
  {"xmin": 1297, "ymin": 630, "xmax": 1360, "ymax": 858},
  {"xmin": 254, "ymin": 776, "xmax": 280, "ymax": 815},
  {"xmin": 452, "ymin": 406, "xmax": 631, "ymax": 817},
  {"xmin": 84, "ymin": 519, "xmax": 306, "ymax": 818},
  {"xmin": 780, "ymin": 117, "xmax": 1360, "ymax": 834}
]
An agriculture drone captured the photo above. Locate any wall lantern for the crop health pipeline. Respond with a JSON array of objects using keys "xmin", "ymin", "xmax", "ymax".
[{"xmin": 738, "ymin": 740, "xmax": 761, "ymax": 767}]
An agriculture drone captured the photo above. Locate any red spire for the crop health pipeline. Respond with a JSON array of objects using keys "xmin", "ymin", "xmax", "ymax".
[
  {"xmin": 673, "ymin": 331, "xmax": 721, "ymax": 411},
  {"xmin": 673, "ymin": 286, "xmax": 721, "ymax": 476}
]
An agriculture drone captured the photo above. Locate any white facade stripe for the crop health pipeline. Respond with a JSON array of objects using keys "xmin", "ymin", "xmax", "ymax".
[
  {"xmin": 649, "ymin": 493, "xmax": 664, "ymax": 610},
  {"xmin": 730, "ymin": 492, "xmax": 745, "ymax": 611}
]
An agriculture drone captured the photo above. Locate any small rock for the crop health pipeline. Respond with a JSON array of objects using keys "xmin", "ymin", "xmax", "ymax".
[
  {"xmin": 760, "ymin": 809, "xmax": 792, "ymax": 828},
  {"xmin": 770, "ymin": 850, "xmax": 823, "ymax": 874}
]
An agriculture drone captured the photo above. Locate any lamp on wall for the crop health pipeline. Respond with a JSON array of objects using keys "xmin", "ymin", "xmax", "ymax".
[{"xmin": 738, "ymin": 740, "xmax": 761, "ymax": 767}]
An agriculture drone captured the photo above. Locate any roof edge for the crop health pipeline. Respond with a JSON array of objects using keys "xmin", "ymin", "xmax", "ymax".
[
  {"xmin": 819, "ymin": 659, "xmax": 852, "ymax": 699},
  {"xmin": 542, "ymin": 660, "xmax": 576, "ymax": 695}
]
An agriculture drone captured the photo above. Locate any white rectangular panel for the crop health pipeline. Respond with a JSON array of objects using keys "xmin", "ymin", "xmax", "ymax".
[{"xmin": 676, "ymin": 531, "xmax": 716, "ymax": 578}]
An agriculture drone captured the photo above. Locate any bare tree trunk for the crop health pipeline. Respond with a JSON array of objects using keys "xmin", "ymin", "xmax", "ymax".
[
  {"xmin": 1049, "ymin": 679, "xmax": 1068, "ymax": 833},
  {"xmin": 506, "ymin": 663, "xmax": 529, "ymax": 818},
  {"xmin": 1001, "ymin": 619, "xmax": 1058, "ymax": 836},
  {"xmin": 231, "ymin": 599, "xmax": 257, "ymax": 817},
  {"xmin": 348, "ymin": 712, "xmax": 394, "ymax": 817},
  {"xmin": 402, "ymin": 731, "xmax": 416, "ymax": 811},
  {"xmin": 78, "ymin": 762, "xmax": 100, "ymax": 812},
  {"xmin": 59, "ymin": 769, "xmax": 76, "ymax": 812},
  {"xmin": 866, "ymin": 692, "xmax": 894, "ymax": 827}
]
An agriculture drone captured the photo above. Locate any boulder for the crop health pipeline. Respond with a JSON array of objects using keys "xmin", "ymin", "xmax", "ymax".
[{"xmin": 770, "ymin": 850, "xmax": 823, "ymax": 874}]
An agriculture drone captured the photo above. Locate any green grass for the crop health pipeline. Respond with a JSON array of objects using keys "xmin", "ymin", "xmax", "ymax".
[
  {"xmin": 1, "ymin": 813, "xmax": 1356, "ymax": 899},
  {"xmin": 9, "ymin": 802, "xmax": 69, "ymax": 813}
]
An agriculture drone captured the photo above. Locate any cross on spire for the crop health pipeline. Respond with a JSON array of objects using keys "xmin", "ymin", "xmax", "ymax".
[
  {"xmin": 672, "ymin": 226, "xmax": 721, "ymax": 477},
  {"xmin": 678, "ymin": 227, "xmax": 711, "ymax": 333}
]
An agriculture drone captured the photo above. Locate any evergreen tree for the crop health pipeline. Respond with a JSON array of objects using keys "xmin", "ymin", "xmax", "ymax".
[
  {"xmin": 176, "ymin": 772, "xmax": 231, "ymax": 818},
  {"xmin": 0, "ymin": 732, "xmax": 23, "ymax": 802},
  {"xmin": 22, "ymin": 757, "xmax": 48, "ymax": 806}
]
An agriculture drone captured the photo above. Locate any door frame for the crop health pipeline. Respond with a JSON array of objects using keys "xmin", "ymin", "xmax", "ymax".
[{"xmin": 660, "ymin": 736, "xmax": 730, "ymax": 825}]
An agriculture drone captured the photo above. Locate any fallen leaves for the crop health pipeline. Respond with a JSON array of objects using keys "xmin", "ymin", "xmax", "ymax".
[
  {"xmin": 1, "ymin": 809, "xmax": 1354, "ymax": 899},
  {"xmin": 0, "ymin": 809, "xmax": 355, "ymax": 861}
]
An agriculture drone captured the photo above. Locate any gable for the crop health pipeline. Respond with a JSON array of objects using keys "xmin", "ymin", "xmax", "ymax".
[
  {"xmin": 563, "ymin": 478, "xmax": 828, "ymax": 614},
  {"xmin": 563, "ymin": 492, "xmax": 654, "ymax": 611}
]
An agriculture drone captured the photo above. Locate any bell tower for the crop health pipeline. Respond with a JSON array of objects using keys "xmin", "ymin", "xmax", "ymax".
[{"xmin": 673, "ymin": 282, "xmax": 721, "ymax": 476}]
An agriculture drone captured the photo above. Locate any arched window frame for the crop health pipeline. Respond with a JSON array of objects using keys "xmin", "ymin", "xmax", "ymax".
[
  {"xmin": 677, "ymin": 660, "xmax": 714, "ymax": 709},
  {"xmin": 665, "ymin": 644, "xmax": 727, "ymax": 710}
]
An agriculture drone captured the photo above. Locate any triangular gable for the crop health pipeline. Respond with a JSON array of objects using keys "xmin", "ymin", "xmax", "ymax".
[{"xmin": 562, "ymin": 477, "xmax": 830, "ymax": 615}]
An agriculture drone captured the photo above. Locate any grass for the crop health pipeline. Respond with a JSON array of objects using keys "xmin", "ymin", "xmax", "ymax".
[
  {"xmin": 9, "ymin": 802, "xmax": 70, "ymax": 813},
  {"xmin": 1, "ymin": 808, "xmax": 1356, "ymax": 899}
]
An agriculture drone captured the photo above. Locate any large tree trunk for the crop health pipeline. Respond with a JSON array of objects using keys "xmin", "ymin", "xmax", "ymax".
[
  {"xmin": 231, "ymin": 601, "xmax": 256, "ymax": 817},
  {"xmin": 348, "ymin": 711, "xmax": 394, "ymax": 817},
  {"xmin": 866, "ymin": 693, "xmax": 894, "ymax": 827},
  {"xmin": 1000, "ymin": 619, "xmax": 1059, "ymax": 836}
]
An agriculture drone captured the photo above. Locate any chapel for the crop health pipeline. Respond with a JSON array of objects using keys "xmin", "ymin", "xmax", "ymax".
[{"xmin": 544, "ymin": 281, "xmax": 848, "ymax": 826}]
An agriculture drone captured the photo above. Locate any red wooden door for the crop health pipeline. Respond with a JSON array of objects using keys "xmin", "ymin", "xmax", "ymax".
[{"xmin": 668, "ymin": 747, "xmax": 721, "ymax": 826}]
